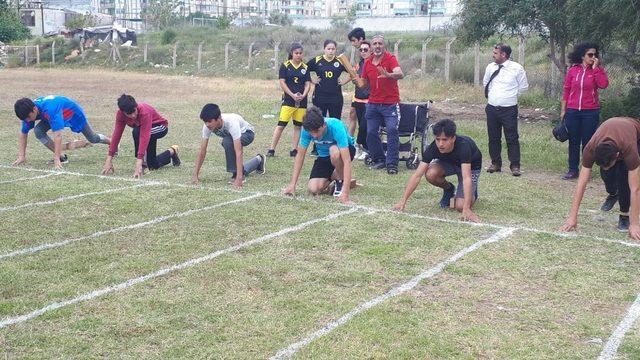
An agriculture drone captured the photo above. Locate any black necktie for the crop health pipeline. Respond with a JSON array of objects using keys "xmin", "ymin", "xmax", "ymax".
[{"xmin": 484, "ymin": 64, "xmax": 504, "ymax": 98}]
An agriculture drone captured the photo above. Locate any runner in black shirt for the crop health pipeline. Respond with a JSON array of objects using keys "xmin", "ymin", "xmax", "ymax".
[
  {"xmin": 393, "ymin": 119, "xmax": 482, "ymax": 222},
  {"xmin": 307, "ymin": 39, "xmax": 348, "ymax": 119}
]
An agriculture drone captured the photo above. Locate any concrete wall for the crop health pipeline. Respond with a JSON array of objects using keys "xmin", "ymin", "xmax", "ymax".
[{"xmin": 292, "ymin": 14, "xmax": 453, "ymax": 31}]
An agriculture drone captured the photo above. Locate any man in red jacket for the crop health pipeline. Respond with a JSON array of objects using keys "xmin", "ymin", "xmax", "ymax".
[
  {"xmin": 101, "ymin": 94, "xmax": 180, "ymax": 178},
  {"xmin": 355, "ymin": 34, "xmax": 404, "ymax": 175}
]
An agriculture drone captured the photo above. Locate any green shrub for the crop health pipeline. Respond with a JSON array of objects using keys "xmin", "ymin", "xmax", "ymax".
[{"xmin": 161, "ymin": 29, "xmax": 177, "ymax": 44}]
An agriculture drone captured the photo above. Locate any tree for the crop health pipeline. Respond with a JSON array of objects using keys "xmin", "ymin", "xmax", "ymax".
[
  {"xmin": 65, "ymin": 13, "xmax": 97, "ymax": 30},
  {"xmin": 456, "ymin": 0, "xmax": 571, "ymax": 73},
  {"xmin": 456, "ymin": 0, "xmax": 640, "ymax": 73},
  {"xmin": 141, "ymin": 0, "xmax": 180, "ymax": 30},
  {"xmin": 0, "ymin": 0, "xmax": 30, "ymax": 42},
  {"xmin": 268, "ymin": 12, "xmax": 292, "ymax": 26},
  {"xmin": 330, "ymin": 5, "xmax": 357, "ymax": 29}
]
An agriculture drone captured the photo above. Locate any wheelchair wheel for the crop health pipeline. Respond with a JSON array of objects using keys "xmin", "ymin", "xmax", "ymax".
[
  {"xmin": 406, "ymin": 151, "xmax": 420, "ymax": 170},
  {"xmin": 364, "ymin": 154, "xmax": 374, "ymax": 166}
]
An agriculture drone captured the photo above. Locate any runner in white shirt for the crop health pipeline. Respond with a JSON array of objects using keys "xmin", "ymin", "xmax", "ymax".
[{"xmin": 192, "ymin": 104, "xmax": 266, "ymax": 187}]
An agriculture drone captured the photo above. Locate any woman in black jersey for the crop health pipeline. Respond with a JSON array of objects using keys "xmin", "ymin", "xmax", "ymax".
[
  {"xmin": 267, "ymin": 42, "xmax": 311, "ymax": 157},
  {"xmin": 307, "ymin": 39, "xmax": 348, "ymax": 120}
]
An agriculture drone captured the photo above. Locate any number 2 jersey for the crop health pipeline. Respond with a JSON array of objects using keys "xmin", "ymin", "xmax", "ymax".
[
  {"xmin": 307, "ymin": 55, "xmax": 346, "ymax": 103},
  {"xmin": 279, "ymin": 60, "xmax": 311, "ymax": 108}
]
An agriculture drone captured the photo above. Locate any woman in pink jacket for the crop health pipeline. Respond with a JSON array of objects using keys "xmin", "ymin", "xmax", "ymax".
[{"xmin": 560, "ymin": 42, "xmax": 609, "ymax": 180}]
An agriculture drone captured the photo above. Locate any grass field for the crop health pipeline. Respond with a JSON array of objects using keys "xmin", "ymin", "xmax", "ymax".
[{"xmin": 1, "ymin": 68, "xmax": 639, "ymax": 359}]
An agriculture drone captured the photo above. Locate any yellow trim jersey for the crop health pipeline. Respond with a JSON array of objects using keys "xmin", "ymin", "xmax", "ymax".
[
  {"xmin": 279, "ymin": 60, "xmax": 310, "ymax": 107},
  {"xmin": 307, "ymin": 55, "xmax": 346, "ymax": 102}
]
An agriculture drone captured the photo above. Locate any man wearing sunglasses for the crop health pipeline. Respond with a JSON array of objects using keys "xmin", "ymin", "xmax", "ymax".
[
  {"xmin": 347, "ymin": 28, "xmax": 367, "ymax": 154},
  {"xmin": 351, "ymin": 39, "xmax": 371, "ymax": 160}
]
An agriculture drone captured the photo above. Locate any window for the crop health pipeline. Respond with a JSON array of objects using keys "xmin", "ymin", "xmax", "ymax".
[
  {"xmin": 390, "ymin": 3, "xmax": 393, "ymax": 8},
  {"xmin": 20, "ymin": 10, "xmax": 35, "ymax": 26}
]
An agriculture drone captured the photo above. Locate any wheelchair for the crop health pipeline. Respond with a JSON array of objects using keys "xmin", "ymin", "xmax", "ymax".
[{"xmin": 364, "ymin": 101, "xmax": 432, "ymax": 170}]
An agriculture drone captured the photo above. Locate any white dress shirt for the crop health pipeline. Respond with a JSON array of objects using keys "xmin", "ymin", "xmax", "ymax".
[{"xmin": 483, "ymin": 60, "xmax": 529, "ymax": 107}]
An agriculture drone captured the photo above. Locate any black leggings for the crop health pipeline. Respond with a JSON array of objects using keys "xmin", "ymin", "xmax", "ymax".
[
  {"xmin": 602, "ymin": 161, "xmax": 631, "ymax": 213},
  {"xmin": 354, "ymin": 102, "xmax": 367, "ymax": 148},
  {"xmin": 132, "ymin": 125, "xmax": 171, "ymax": 169},
  {"xmin": 313, "ymin": 98, "xmax": 343, "ymax": 119}
]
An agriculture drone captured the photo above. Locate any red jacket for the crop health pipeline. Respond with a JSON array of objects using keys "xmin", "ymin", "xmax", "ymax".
[
  {"xmin": 362, "ymin": 51, "xmax": 401, "ymax": 104},
  {"xmin": 562, "ymin": 64, "xmax": 609, "ymax": 111},
  {"xmin": 108, "ymin": 103, "xmax": 169, "ymax": 159}
]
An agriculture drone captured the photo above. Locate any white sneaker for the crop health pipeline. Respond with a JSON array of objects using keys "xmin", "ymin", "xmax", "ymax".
[{"xmin": 357, "ymin": 150, "xmax": 368, "ymax": 161}]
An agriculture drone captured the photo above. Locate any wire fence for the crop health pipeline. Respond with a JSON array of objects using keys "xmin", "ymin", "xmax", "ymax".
[{"xmin": 1, "ymin": 37, "xmax": 637, "ymax": 104}]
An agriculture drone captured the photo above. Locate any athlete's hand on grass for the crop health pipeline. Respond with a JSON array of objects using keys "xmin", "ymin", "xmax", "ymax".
[
  {"xmin": 461, "ymin": 209, "xmax": 480, "ymax": 223},
  {"xmin": 13, "ymin": 156, "xmax": 26, "ymax": 166},
  {"xmin": 53, "ymin": 159, "xmax": 63, "ymax": 170},
  {"xmin": 283, "ymin": 184, "xmax": 295, "ymax": 196},
  {"xmin": 233, "ymin": 177, "xmax": 243, "ymax": 189},
  {"xmin": 392, "ymin": 201, "xmax": 406, "ymax": 212},
  {"xmin": 337, "ymin": 192, "xmax": 353, "ymax": 205},
  {"xmin": 629, "ymin": 224, "xmax": 640, "ymax": 241},
  {"xmin": 560, "ymin": 219, "xmax": 577, "ymax": 232},
  {"xmin": 101, "ymin": 162, "xmax": 115, "ymax": 175},
  {"xmin": 133, "ymin": 160, "xmax": 144, "ymax": 178}
]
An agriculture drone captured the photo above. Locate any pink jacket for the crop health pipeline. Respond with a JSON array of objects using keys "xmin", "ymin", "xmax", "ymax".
[{"xmin": 562, "ymin": 64, "xmax": 609, "ymax": 110}]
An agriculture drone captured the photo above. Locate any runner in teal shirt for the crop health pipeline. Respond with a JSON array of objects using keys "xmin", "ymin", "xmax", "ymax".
[{"xmin": 284, "ymin": 107, "xmax": 356, "ymax": 204}]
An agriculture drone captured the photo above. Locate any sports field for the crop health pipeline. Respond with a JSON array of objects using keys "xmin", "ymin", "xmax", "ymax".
[{"xmin": 1, "ymin": 68, "xmax": 639, "ymax": 359}]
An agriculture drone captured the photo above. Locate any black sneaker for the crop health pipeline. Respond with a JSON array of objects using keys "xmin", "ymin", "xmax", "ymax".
[
  {"xmin": 601, "ymin": 194, "xmax": 618, "ymax": 212},
  {"xmin": 618, "ymin": 215, "xmax": 630, "ymax": 232},
  {"xmin": 387, "ymin": 165, "xmax": 398, "ymax": 175},
  {"xmin": 257, "ymin": 154, "xmax": 266, "ymax": 175},
  {"xmin": 170, "ymin": 145, "xmax": 181, "ymax": 166},
  {"xmin": 266, "ymin": 149, "xmax": 275, "ymax": 157},
  {"xmin": 370, "ymin": 161, "xmax": 386, "ymax": 170},
  {"xmin": 333, "ymin": 180, "xmax": 344, "ymax": 197},
  {"xmin": 290, "ymin": 149, "xmax": 298, "ymax": 157},
  {"xmin": 47, "ymin": 154, "xmax": 69, "ymax": 165},
  {"xmin": 439, "ymin": 183, "xmax": 455, "ymax": 208}
]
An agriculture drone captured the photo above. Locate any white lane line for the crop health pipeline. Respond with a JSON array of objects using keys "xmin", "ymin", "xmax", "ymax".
[
  {"xmin": 0, "ymin": 207, "xmax": 358, "ymax": 329},
  {"xmin": 0, "ymin": 194, "xmax": 264, "ymax": 262},
  {"xmin": 0, "ymin": 173, "xmax": 61, "ymax": 184},
  {"xmin": 598, "ymin": 292, "xmax": 640, "ymax": 360},
  {"xmin": 4, "ymin": 165, "xmax": 639, "ymax": 249},
  {"xmin": 271, "ymin": 227, "xmax": 517, "ymax": 360},
  {"xmin": 0, "ymin": 183, "xmax": 152, "ymax": 212}
]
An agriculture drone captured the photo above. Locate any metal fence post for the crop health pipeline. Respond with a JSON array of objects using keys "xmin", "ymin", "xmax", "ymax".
[
  {"xmin": 394, "ymin": 39, "xmax": 402, "ymax": 59},
  {"xmin": 248, "ymin": 42, "xmax": 254, "ymax": 71},
  {"xmin": 444, "ymin": 37, "xmax": 456, "ymax": 82},
  {"xmin": 197, "ymin": 42, "xmax": 203, "ymax": 71},
  {"xmin": 474, "ymin": 42, "xmax": 480, "ymax": 87},
  {"xmin": 420, "ymin": 37, "xmax": 432, "ymax": 77},
  {"xmin": 172, "ymin": 43, "xmax": 177, "ymax": 68},
  {"xmin": 225, "ymin": 42, "xmax": 230, "ymax": 71},
  {"xmin": 518, "ymin": 35, "xmax": 526, "ymax": 66},
  {"xmin": 273, "ymin": 41, "xmax": 280, "ymax": 70}
]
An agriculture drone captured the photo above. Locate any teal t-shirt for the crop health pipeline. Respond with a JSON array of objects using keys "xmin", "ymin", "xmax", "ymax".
[{"xmin": 299, "ymin": 118, "xmax": 354, "ymax": 157}]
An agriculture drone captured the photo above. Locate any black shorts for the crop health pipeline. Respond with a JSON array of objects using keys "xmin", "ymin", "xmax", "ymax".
[{"xmin": 309, "ymin": 145, "xmax": 356, "ymax": 179}]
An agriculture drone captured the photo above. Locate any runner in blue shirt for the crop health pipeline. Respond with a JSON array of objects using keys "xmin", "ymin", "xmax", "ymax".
[
  {"xmin": 283, "ymin": 106, "xmax": 356, "ymax": 204},
  {"xmin": 13, "ymin": 96, "xmax": 110, "ymax": 169}
]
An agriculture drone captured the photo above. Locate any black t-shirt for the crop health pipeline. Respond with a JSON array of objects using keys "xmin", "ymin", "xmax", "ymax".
[
  {"xmin": 307, "ymin": 55, "xmax": 345, "ymax": 102},
  {"xmin": 422, "ymin": 135, "xmax": 482, "ymax": 170},
  {"xmin": 279, "ymin": 60, "xmax": 311, "ymax": 107}
]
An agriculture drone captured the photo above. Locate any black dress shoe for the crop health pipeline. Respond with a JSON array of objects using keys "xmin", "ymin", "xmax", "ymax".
[
  {"xmin": 486, "ymin": 164, "xmax": 501, "ymax": 173},
  {"xmin": 510, "ymin": 165, "xmax": 521, "ymax": 177}
]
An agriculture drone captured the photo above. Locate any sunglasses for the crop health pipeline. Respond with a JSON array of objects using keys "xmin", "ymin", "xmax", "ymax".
[
  {"xmin": 586, "ymin": 53, "xmax": 597, "ymax": 58},
  {"xmin": 359, "ymin": 48, "xmax": 370, "ymax": 52}
]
